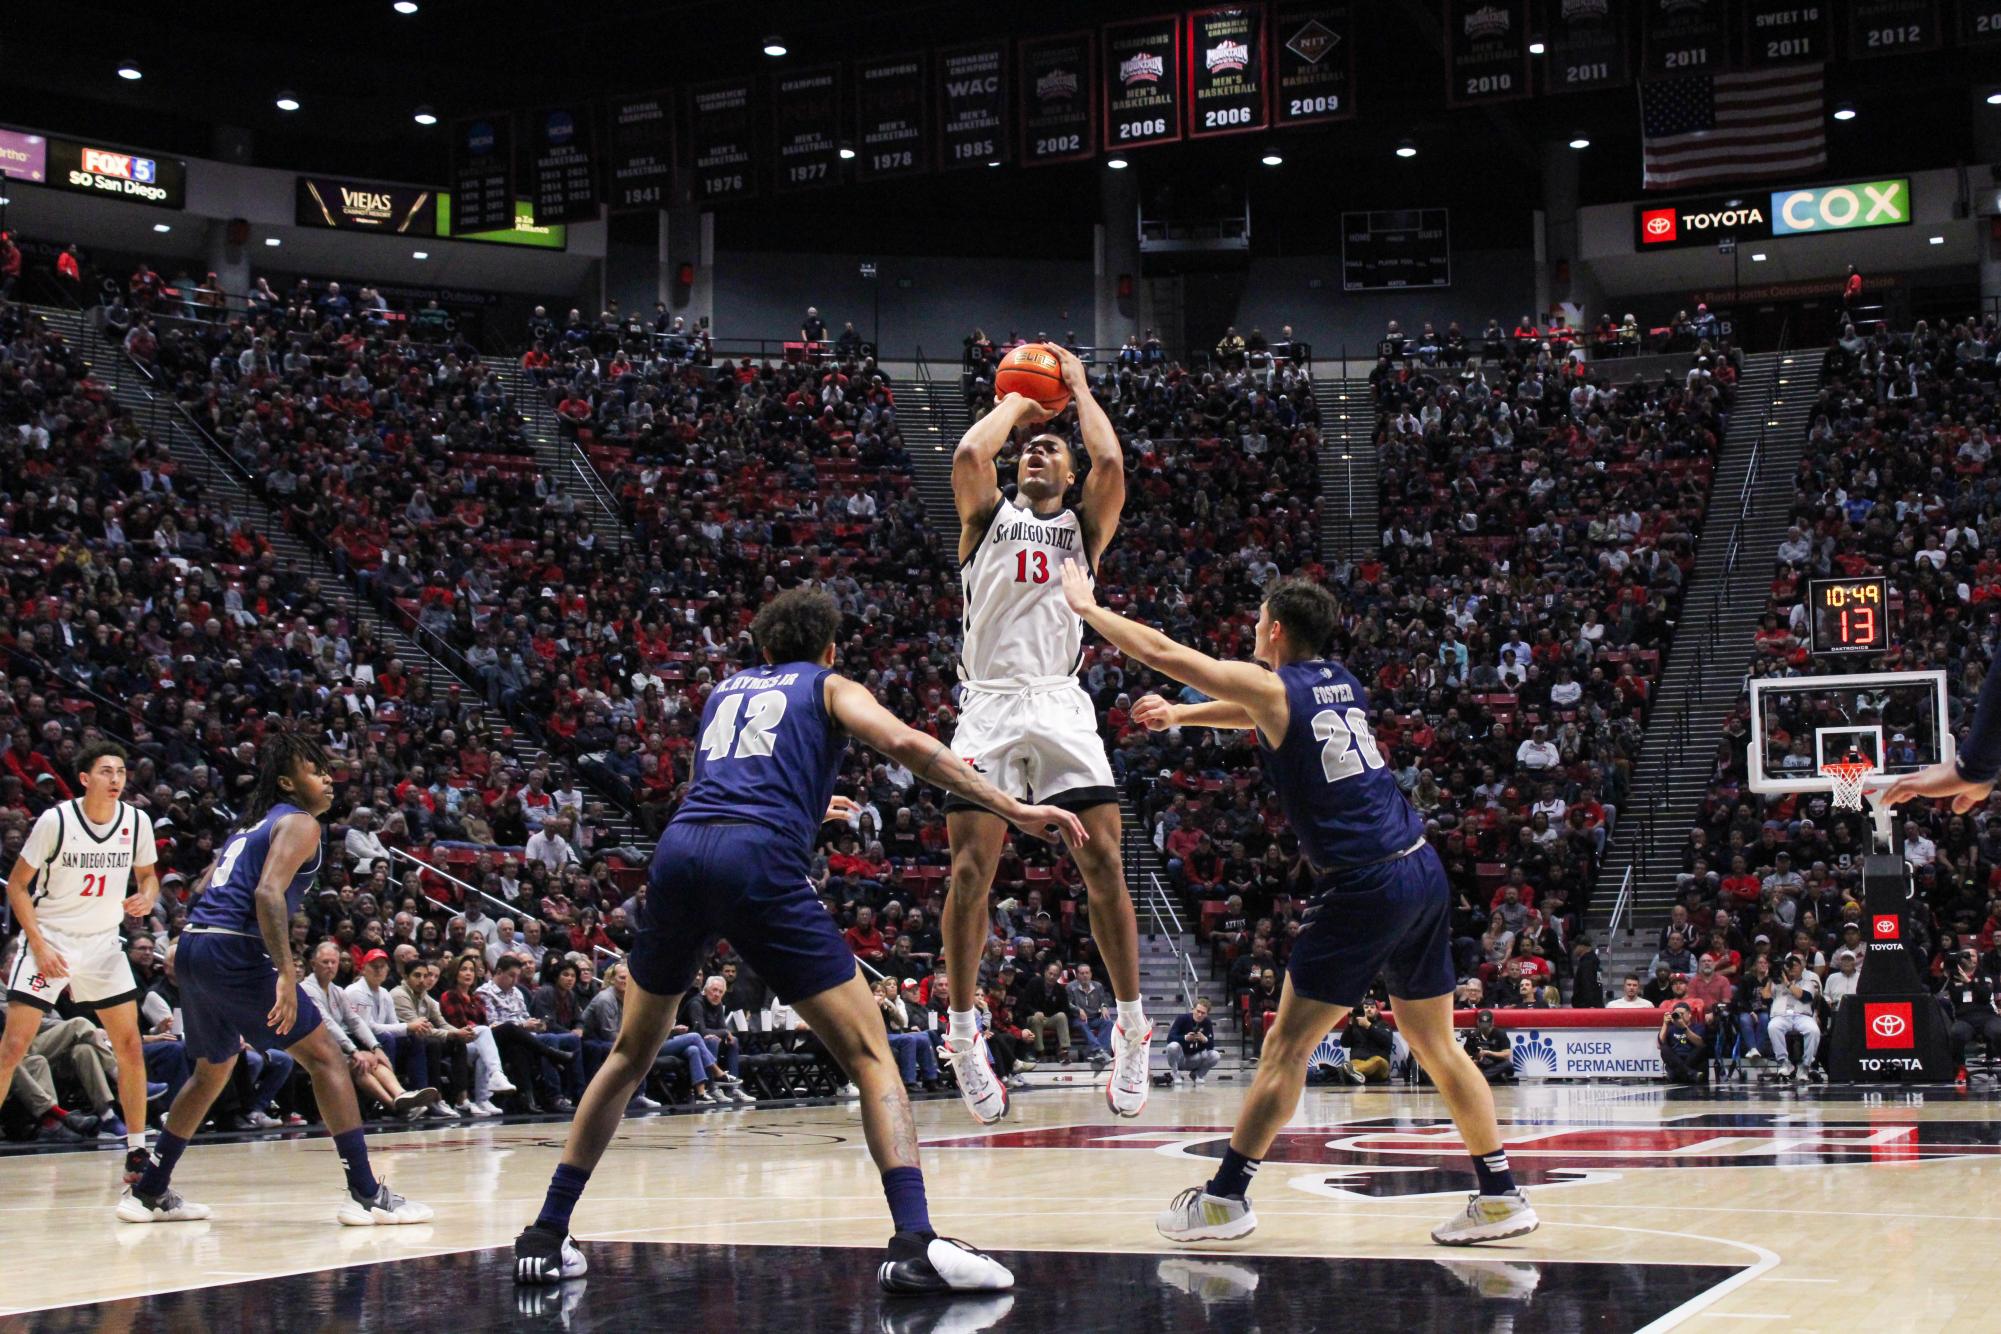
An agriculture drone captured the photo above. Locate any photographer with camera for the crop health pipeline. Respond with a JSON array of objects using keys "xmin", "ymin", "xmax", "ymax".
[
  {"xmin": 1767, "ymin": 955, "xmax": 1823, "ymax": 1083},
  {"xmin": 1658, "ymin": 1002, "xmax": 1707, "ymax": 1084},
  {"xmin": 1937, "ymin": 948, "xmax": 2001, "ymax": 1086}
]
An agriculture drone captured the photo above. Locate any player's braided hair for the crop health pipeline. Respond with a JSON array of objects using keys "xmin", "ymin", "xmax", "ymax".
[
  {"xmin": 750, "ymin": 586, "xmax": 842, "ymax": 665},
  {"xmin": 242, "ymin": 728, "xmax": 333, "ymax": 828}
]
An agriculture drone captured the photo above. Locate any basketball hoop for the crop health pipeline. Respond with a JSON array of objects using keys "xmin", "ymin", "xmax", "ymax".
[{"xmin": 1822, "ymin": 756, "xmax": 1875, "ymax": 811}]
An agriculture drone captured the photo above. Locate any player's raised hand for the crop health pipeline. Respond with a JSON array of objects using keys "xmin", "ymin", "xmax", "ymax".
[
  {"xmin": 823, "ymin": 794, "xmax": 860, "ymax": 824},
  {"xmin": 1010, "ymin": 803, "xmax": 1088, "ymax": 848},
  {"xmin": 32, "ymin": 937, "xmax": 69, "ymax": 980},
  {"xmin": 1130, "ymin": 694, "xmax": 1178, "ymax": 731},
  {"xmin": 268, "ymin": 975, "xmax": 299, "ymax": 1036},
  {"xmin": 1882, "ymin": 760, "xmax": 1995, "ymax": 814},
  {"xmin": 1048, "ymin": 343, "xmax": 1090, "ymax": 393},
  {"xmin": 1059, "ymin": 558, "xmax": 1099, "ymax": 615},
  {"xmin": 996, "ymin": 390, "xmax": 1056, "ymax": 424}
]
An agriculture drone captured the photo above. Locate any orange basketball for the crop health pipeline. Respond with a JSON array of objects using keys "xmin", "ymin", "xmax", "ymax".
[{"xmin": 994, "ymin": 343, "xmax": 1071, "ymax": 413}]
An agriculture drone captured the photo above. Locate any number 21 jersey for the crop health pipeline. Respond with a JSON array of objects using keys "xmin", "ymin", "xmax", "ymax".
[
  {"xmin": 1258, "ymin": 660, "xmax": 1424, "ymax": 872},
  {"xmin": 20, "ymin": 800, "xmax": 158, "ymax": 935}
]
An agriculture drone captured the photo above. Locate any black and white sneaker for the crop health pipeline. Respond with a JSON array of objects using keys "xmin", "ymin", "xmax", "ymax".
[
  {"xmin": 877, "ymin": 1231, "xmax": 1013, "ymax": 1294},
  {"xmin": 515, "ymin": 1222, "xmax": 589, "ymax": 1284},
  {"xmin": 337, "ymin": 1182, "xmax": 435, "ymax": 1226}
]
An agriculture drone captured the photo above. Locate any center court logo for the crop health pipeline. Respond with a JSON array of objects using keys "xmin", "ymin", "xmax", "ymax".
[
  {"xmin": 1510, "ymin": 1032, "xmax": 1559, "ymax": 1076},
  {"xmin": 1640, "ymin": 208, "xmax": 1677, "ymax": 243}
]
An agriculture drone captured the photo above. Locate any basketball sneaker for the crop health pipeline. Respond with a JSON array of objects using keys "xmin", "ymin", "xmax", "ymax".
[
  {"xmin": 123, "ymin": 1147, "xmax": 150, "ymax": 1185},
  {"xmin": 337, "ymin": 1182, "xmax": 436, "ymax": 1226},
  {"xmin": 116, "ymin": 1185, "xmax": 212, "ymax": 1223},
  {"xmin": 1155, "ymin": 1187, "xmax": 1257, "ymax": 1243},
  {"xmin": 877, "ymin": 1231, "xmax": 1014, "ymax": 1293},
  {"xmin": 514, "ymin": 1222, "xmax": 589, "ymax": 1284},
  {"xmin": 942, "ymin": 1033, "xmax": 1008, "ymax": 1124},
  {"xmin": 1430, "ymin": 1189, "xmax": 1539, "ymax": 1246},
  {"xmin": 1108, "ymin": 1020, "xmax": 1153, "ymax": 1117}
]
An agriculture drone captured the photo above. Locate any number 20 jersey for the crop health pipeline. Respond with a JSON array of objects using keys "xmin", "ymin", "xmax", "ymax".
[
  {"xmin": 1258, "ymin": 660, "xmax": 1425, "ymax": 873},
  {"xmin": 672, "ymin": 662, "xmax": 844, "ymax": 860}
]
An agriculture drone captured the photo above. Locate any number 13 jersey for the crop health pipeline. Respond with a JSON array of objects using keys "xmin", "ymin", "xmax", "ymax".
[
  {"xmin": 20, "ymin": 800, "xmax": 158, "ymax": 935},
  {"xmin": 1258, "ymin": 661, "xmax": 1425, "ymax": 872},
  {"xmin": 960, "ymin": 495, "xmax": 1087, "ymax": 687}
]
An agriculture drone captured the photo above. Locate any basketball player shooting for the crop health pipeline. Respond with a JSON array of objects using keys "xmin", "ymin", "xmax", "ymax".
[
  {"xmin": 1059, "ymin": 563, "xmax": 1539, "ymax": 1247},
  {"xmin": 0, "ymin": 741, "xmax": 161, "ymax": 1165},
  {"xmin": 943, "ymin": 343, "xmax": 1152, "ymax": 1124},
  {"xmin": 1883, "ymin": 662, "xmax": 2001, "ymax": 812}
]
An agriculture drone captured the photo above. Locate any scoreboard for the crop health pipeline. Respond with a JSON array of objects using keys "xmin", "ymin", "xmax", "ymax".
[
  {"xmin": 1341, "ymin": 209, "xmax": 1450, "ymax": 290},
  {"xmin": 1809, "ymin": 576, "xmax": 1889, "ymax": 654}
]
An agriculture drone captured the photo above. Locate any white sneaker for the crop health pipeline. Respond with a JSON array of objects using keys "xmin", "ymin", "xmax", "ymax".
[
  {"xmin": 1171, "ymin": 1071, "xmax": 1187, "ymax": 1088},
  {"xmin": 514, "ymin": 1224, "xmax": 588, "ymax": 1284},
  {"xmin": 427, "ymin": 1103, "xmax": 460, "ymax": 1120},
  {"xmin": 117, "ymin": 1186, "xmax": 212, "ymax": 1223},
  {"xmin": 726, "ymin": 1085, "xmax": 757, "ymax": 1105},
  {"xmin": 472, "ymin": 1100, "xmax": 504, "ymax": 1117},
  {"xmin": 630, "ymin": 1094, "xmax": 662, "ymax": 1110},
  {"xmin": 337, "ymin": 1183, "xmax": 436, "ymax": 1226},
  {"xmin": 1108, "ymin": 1020, "xmax": 1153, "ymax": 1117},
  {"xmin": 1156, "ymin": 1187, "xmax": 1257, "ymax": 1243},
  {"xmin": 243, "ymin": 1109, "xmax": 282, "ymax": 1129},
  {"xmin": 942, "ymin": 1033, "xmax": 1008, "ymax": 1125},
  {"xmin": 877, "ymin": 1231, "xmax": 1014, "ymax": 1293},
  {"xmin": 1430, "ymin": 1189, "xmax": 1539, "ymax": 1246},
  {"xmin": 489, "ymin": 1077, "xmax": 518, "ymax": 1096}
]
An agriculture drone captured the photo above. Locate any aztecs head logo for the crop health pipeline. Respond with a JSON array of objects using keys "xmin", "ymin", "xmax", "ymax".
[{"xmin": 1510, "ymin": 1032, "xmax": 1559, "ymax": 1076}]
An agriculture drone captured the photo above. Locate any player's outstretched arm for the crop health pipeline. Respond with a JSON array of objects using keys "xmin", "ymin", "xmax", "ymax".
[
  {"xmin": 1887, "ymin": 659, "xmax": 2001, "ymax": 812},
  {"xmin": 1050, "ymin": 345, "xmax": 1124, "ymax": 561},
  {"xmin": 953, "ymin": 392, "xmax": 1052, "ymax": 561},
  {"xmin": 1132, "ymin": 693, "xmax": 1258, "ymax": 732},
  {"xmin": 823, "ymin": 675, "xmax": 1086, "ymax": 847},
  {"xmin": 1062, "ymin": 562, "xmax": 1286, "ymax": 737}
]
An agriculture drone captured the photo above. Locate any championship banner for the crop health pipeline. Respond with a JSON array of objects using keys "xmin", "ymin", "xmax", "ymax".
[
  {"xmin": 525, "ymin": 105, "xmax": 598, "ymax": 224},
  {"xmin": 1963, "ymin": 0, "xmax": 2001, "ymax": 44},
  {"xmin": 605, "ymin": 92, "xmax": 674, "ymax": 211},
  {"xmin": 772, "ymin": 64, "xmax": 844, "ymax": 193},
  {"xmin": 938, "ymin": 43, "xmax": 1008, "ymax": 169},
  {"xmin": 1272, "ymin": 3, "xmax": 1357, "ymax": 124},
  {"xmin": 1019, "ymin": 32, "xmax": 1095, "ymax": 165},
  {"xmin": 1641, "ymin": 0, "xmax": 1730, "ymax": 78},
  {"xmin": 1739, "ymin": 0, "xmax": 1830, "ymax": 68},
  {"xmin": 448, "ymin": 114, "xmax": 515, "ymax": 234},
  {"xmin": 296, "ymin": 175, "xmax": 436, "ymax": 234},
  {"xmin": 1542, "ymin": 0, "xmax": 1630, "ymax": 93},
  {"xmin": 1103, "ymin": 15, "xmax": 1184, "ymax": 149},
  {"xmin": 1846, "ymin": 0, "xmax": 1941, "ymax": 57},
  {"xmin": 855, "ymin": 53, "xmax": 928, "ymax": 180},
  {"xmin": 1445, "ymin": 0, "xmax": 1531, "ymax": 105},
  {"xmin": 1187, "ymin": 5, "xmax": 1269, "ymax": 138},
  {"xmin": 684, "ymin": 78, "xmax": 757, "ymax": 203}
]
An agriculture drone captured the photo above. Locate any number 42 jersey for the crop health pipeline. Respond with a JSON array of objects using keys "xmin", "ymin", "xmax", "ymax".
[
  {"xmin": 673, "ymin": 662, "xmax": 844, "ymax": 859},
  {"xmin": 1257, "ymin": 660, "xmax": 1425, "ymax": 873}
]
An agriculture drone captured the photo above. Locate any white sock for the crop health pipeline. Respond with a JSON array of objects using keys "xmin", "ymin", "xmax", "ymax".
[
  {"xmin": 1117, "ymin": 999, "xmax": 1147, "ymax": 1031},
  {"xmin": 127, "ymin": 1131, "xmax": 148, "ymax": 1153},
  {"xmin": 948, "ymin": 1009, "xmax": 978, "ymax": 1043}
]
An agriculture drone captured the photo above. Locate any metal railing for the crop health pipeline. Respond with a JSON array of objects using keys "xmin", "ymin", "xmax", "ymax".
[
  {"xmin": 1146, "ymin": 876, "xmax": 1200, "ymax": 1014},
  {"xmin": 1606, "ymin": 865, "xmax": 1636, "ymax": 940},
  {"xmin": 388, "ymin": 846, "xmax": 543, "ymax": 924}
]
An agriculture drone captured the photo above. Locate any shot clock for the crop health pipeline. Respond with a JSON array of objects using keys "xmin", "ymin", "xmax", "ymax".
[{"xmin": 1808, "ymin": 576, "xmax": 1890, "ymax": 654}]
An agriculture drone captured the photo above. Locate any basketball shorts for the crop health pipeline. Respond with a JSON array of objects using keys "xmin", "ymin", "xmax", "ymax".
[
  {"xmin": 945, "ymin": 679, "xmax": 1117, "ymax": 813},
  {"xmin": 176, "ymin": 929, "xmax": 323, "ymax": 1064},
  {"xmin": 6, "ymin": 925, "xmax": 139, "ymax": 1011},
  {"xmin": 629, "ymin": 820, "xmax": 859, "ymax": 1006},
  {"xmin": 1286, "ymin": 842, "xmax": 1455, "ymax": 1008}
]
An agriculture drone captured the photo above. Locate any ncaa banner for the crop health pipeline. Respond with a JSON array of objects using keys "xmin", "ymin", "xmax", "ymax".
[
  {"xmin": 1845, "ymin": 1, "xmax": 1941, "ymax": 58},
  {"xmin": 1019, "ymin": 32, "xmax": 1095, "ymax": 165},
  {"xmin": 1542, "ymin": 0, "xmax": 1630, "ymax": 93},
  {"xmin": 1187, "ymin": 6, "xmax": 1269, "ymax": 138},
  {"xmin": 1446, "ymin": 0, "xmax": 1531, "ymax": 105},
  {"xmin": 448, "ymin": 114, "xmax": 515, "ymax": 233},
  {"xmin": 772, "ymin": 65, "xmax": 844, "ymax": 193},
  {"xmin": 605, "ymin": 92, "xmax": 675, "ymax": 211},
  {"xmin": 1272, "ymin": 3, "xmax": 1357, "ymax": 124},
  {"xmin": 1739, "ymin": 0, "xmax": 1831, "ymax": 67},
  {"xmin": 1641, "ymin": 0, "xmax": 1731, "ymax": 78},
  {"xmin": 684, "ymin": 78, "xmax": 758, "ymax": 203},
  {"xmin": 937, "ymin": 43, "xmax": 1008, "ymax": 169},
  {"xmin": 1963, "ymin": 0, "xmax": 2001, "ymax": 43},
  {"xmin": 855, "ymin": 53, "xmax": 927, "ymax": 180},
  {"xmin": 1103, "ymin": 15, "xmax": 1184, "ymax": 149},
  {"xmin": 525, "ymin": 104, "xmax": 598, "ymax": 224}
]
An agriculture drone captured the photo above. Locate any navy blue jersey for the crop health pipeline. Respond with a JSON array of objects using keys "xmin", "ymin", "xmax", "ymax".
[
  {"xmin": 671, "ymin": 662, "xmax": 843, "ymax": 858},
  {"xmin": 187, "ymin": 803, "xmax": 325, "ymax": 944},
  {"xmin": 1258, "ymin": 660, "xmax": 1425, "ymax": 872}
]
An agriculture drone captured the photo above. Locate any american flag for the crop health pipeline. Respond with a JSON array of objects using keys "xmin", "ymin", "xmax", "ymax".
[{"xmin": 1640, "ymin": 66, "xmax": 1826, "ymax": 191}]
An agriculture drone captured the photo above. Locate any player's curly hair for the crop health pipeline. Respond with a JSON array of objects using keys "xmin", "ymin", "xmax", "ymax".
[
  {"xmin": 1262, "ymin": 578, "xmax": 1341, "ymax": 657},
  {"xmin": 242, "ymin": 728, "xmax": 333, "ymax": 828},
  {"xmin": 750, "ymin": 586, "xmax": 842, "ymax": 666},
  {"xmin": 75, "ymin": 738, "xmax": 129, "ymax": 783}
]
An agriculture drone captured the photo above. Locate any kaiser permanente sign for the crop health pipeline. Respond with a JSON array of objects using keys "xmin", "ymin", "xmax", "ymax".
[{"xmin": 1634, "ymin": 178, "xmax": 1910, "ymax": 251}]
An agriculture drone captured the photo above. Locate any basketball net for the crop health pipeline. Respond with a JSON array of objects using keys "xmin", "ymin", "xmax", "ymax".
[{"xmin": 1821, "ymin": 756, "xmax": 1875, "ymax": 811}]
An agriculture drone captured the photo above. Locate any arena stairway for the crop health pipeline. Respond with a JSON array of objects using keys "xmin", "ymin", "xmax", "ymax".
[
  {"xmin": 1312, "ymin": 376, "xmax": 1377, "ymax": 564},
  {"xmin": 55, "ymin": 305, "xmax": 650, "ymax": 863},
  {"xmin": 490, "ymin": 362, "xmax": 629, "ymax": 553},
  {"xmin": 1590, "ymin": 348, "xmax": 1820, "ymax": 971},
  {"xmin": 895, "ymin": 375, "xmax": 965, "ymax": 525}
]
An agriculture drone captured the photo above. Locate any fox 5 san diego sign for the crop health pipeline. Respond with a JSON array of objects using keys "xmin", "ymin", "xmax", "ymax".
[
  {"xmin": 45, "ymin": 136, "xmax": 185, "ymax": 209},
  {"xmin": 1635, "ymin": 176, "xmax": 1910, "ymax": 251}
]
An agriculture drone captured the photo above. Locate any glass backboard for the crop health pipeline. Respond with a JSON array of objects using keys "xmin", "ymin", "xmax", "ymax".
[{"xmin": 1745, "ymin": 669, "xmax": 1952, "ymax": 796}]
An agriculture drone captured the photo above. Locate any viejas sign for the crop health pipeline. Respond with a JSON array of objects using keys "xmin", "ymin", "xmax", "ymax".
[{"xmin": 1635, "ymin": 177, "xmax": 1912, "ymax": 250}]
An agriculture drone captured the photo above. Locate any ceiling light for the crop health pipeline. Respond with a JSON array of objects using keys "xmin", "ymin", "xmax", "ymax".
[
  {"xmin": 837, "ymin": 145, "xmax": 856, "ymax": 160},
  {"xmin": 1261, "ymin": 151, "xmax": 1283, "ymax": 166},
  {"xmin": 1929, "ymin": 235, "xmax": 1945, "ymax": 244},
  {"xmin": 1106, "ymin": 157, "xmax": 1129, "ymax": 170},
  {"xmin": 265, "ymin": 237, "xmax": 282, "ymax": 247},
  {"xmin": 1832, "ymin": 102, "xmax": 1856, "ymax": 121},
  {"xmin": 0, "ymin": 196, "xmax": 10, "ymax": 207},
  {"xmin": 986, "ymin": 159, "xmax": 1001, "ymax": 168},
  {"xmin": 1395, "ymin": 139, "xmax": 1417, "ymax": 158},
  {"xmin": 393, "ymin": 0, "xmax": 419, "ymax": 11},
  {"xmin": 1989, "ymin": 91, "xmax": 2001, "ymax": 105},
  {"xmin": 1750, "ymin": 252, "xmax": 1767, "ymax": 262},
  {"xmin": 762, "ymin": 36, "xmax": 787, "ymax": 57},
  {"xmin": 116, "ymin": 61, "xmax": 143, "ymax": 80},
  {"xmin": 412, "ymin": 250, "xmax": 429, "ymax": 260},
  {"xmin": 1528, "ymin": 40, "xmax": 1546, "ymax": 55},
  {"xmin": 1568, "ymin": 135, "xmax": 1590, "ymax": 149},
  {"xmin": 153, "ymin": 223, "xmax": 172, "ymax": 233},
  {"xmin": 275, "ymin": 92, "xmax": 301, "ymax": 112},
  {"xmin": 413, "ymin": 106, "xmax": 437, "ymax": 126}
]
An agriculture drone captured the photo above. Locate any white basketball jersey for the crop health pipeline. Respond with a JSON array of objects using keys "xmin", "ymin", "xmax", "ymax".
[
  {"xmin": 21, "ymin": 801, "xmax": 156, "ymax": 935},
  {"xmin": 960, "ymin": 495, "xmax": 1088, "ymax": 685}
]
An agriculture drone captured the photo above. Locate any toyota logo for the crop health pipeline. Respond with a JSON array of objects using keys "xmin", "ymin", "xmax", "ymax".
[
  {"xmin": 1873, "ymin": 915, "xmax": 1899, "ymax": 938},
  {"xmin": 1645, "ymin": 216, "xmax": 1673, "ymax": 236},
  {"xmin": 1871, "ymin": 1012, "xmax": 1908, "ymax": 1039}
]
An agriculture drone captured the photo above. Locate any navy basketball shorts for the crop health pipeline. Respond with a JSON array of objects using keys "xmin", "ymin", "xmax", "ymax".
[
  {"xmin": 1285, "ymin": 843, "xmax": 1455, "ymax": 1008},
  {"xmin": 629, "ymin": 820, "xmax": 860, "ymax": 1006},
  {"xmin": 177, "ymin": 930, "xmax": 323, "ymax": 1064}
]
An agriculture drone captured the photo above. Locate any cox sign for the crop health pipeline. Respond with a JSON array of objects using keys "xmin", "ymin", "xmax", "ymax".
[{"xmin": 1771, "ymin": 179, "xmax": 1909, "ymax": 235}]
